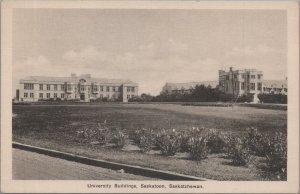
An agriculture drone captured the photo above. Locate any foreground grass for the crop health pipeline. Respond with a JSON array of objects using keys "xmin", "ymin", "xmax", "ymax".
[{"xmin": 12, "ymin": 104, "xmax": 287, "ymax": 180}]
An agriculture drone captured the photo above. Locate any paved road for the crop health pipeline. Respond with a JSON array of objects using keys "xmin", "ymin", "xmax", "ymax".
[{"xmin": 13, "ymin": 149, "xmax": 157, "ymax": 180}]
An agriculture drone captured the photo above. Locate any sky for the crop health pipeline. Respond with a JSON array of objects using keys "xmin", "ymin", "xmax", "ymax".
[{"xmin": 12, "ymin": 9, "xmax": 287, "ymax": 95}]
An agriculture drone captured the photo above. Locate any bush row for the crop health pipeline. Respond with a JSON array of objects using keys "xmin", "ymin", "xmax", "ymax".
[
  {"xmin": 76, "ymin": 125, "xmax": 287, "ymax": 180},
  {"xmin": 133, "ymin": 127, "xmax": 287, "ymax": 179},
  {"xmin": 76, "ymin": 123, "xmax": 128, "ymax": 148}
]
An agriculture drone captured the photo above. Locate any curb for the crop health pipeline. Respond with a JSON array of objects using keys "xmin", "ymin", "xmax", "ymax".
[{"xmin": 12, "ymin": 142, "xmax": 213, "ymax": 181}]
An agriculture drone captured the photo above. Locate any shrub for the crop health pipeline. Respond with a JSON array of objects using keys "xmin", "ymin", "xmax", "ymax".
[
  {"xmin": 75, "ymin": 122, "xmax": 113, "ymax": 145},
  {"xmin": 263, "ymin": 132, "xmax": 287, "ymax": 180},
  {"xmin": 156, "ymin": 129, "xmax": 181, "ymax": 156},
  {"xmin": 206, "ymin": 129, "xmax": 226, "ymax": 154},
  {"xmin": 237, "ymin": 94, "xmax": 254, "ymax": 103},
  {"xmin": 224, "ymin": 135, "xmax": 251, "ymax": 166},
  {"xmin": 179, "ymin": 127, "xmax": 206, "ymax": 152},
  {"xmin": 112, "ymin": 130, "xmax": 129, "ymax": 149},
  {"xmin": 139, "ymin": 135, "xmax": 154, "ymax": 153},
  {"xmin": 94, "ymin": 124, "xmax": 113, "ymax": 145},
  {"xmin": 258, "ymin": 93, "xmax": 287, "ymax": 104},
  {"xmin": 188, "ymin": 135, "xmax": 209, "ymax": 160},
  {"xmin": 179, "ymin": 130, "xmax": 192, "ymax": 152},
  {"xmin": 244, "ymin": 127, "xmax": 265, "ymax": 156},
  {"xmin": 133, "ymin": 128, "xmax": 155, "ymax": 153}
]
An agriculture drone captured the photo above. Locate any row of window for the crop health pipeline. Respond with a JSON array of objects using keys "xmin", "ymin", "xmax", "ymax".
[
  {"xmin": 224, "ymin": 82, "xmax": 262, "ymax": 91},
  {"xmin": 36, "ymin": 84, "xmax": 65, "ymax": 91},
  {"xmin": 24, "ymin": 92, "xmax": 136, "ymax": 99},
  {"xmin": 24, "ymin": 92, "xmax": 65, "ymax": 99},
  {"xmin": 24, "ymin": 83, "xmax": 34, "ymax": 90},
  {"xmin": 263, "ymin": 88, "xmax": 288, "ymax": 92},
  {"xmin": 25, "ymin": 83, "xmax": 136, "ymax": 92},
  {"xmin": 225, "ymin": 74, "xmax": 263, "ymax": 80},
  {"xmin": 127, "ymin": 94, "xmax": 135, "ymax": 99}
]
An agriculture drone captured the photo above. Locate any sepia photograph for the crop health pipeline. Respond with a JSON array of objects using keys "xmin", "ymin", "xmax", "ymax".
[{"xmin": 1, "ymin": 0, "xmax": 299, "ymax": 193}]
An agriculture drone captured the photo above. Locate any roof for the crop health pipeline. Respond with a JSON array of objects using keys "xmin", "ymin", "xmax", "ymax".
[
  {"xmin": 263, "ymin": 80, "xmax": 287, "ymax": 88},
  {"xmin": 20, "ymin": 76, "xmax": 137, "ymax": 85},
  {"xmin": 163, "ymin": 81, "xmax": 219, "ymax": 91}
]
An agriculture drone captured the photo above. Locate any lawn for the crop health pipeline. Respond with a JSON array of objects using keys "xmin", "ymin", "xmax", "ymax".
[{"xmin": 12, "ymin": 103, "xmax": 287, "ymax": 180}]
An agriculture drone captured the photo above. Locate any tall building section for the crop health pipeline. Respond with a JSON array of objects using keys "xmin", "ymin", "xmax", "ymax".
[
  {"xmin": 17, "ymin": 74, "xmax": 138, "ymax": 103},
  {"xmin": 218, "ymin": 67, "xmax": 264, "ymax": 102}
]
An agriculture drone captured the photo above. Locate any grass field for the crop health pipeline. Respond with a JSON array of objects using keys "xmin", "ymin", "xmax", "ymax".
[{"xmin": 12, "ymin": 104, "xmax": 287, "ymax": 180}]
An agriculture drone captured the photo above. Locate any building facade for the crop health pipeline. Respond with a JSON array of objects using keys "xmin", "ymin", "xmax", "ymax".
[
  {"xmin": 160, "ymin": 67, "xmax": 287, "ymax": 103},
  {"xmin": 161, "ymin": 81, "xmax": 218, "ymax": 94},
  {"xmin": 218, "ymin": 67, "xmax": 264, "ymax": 102},
  {"xmin": 17, "ymin": 74, "xmax": 138, "ymax": 102},
  {"xmin": 262, "ymin": 79, "xmax": 288, "ymax": 95}
]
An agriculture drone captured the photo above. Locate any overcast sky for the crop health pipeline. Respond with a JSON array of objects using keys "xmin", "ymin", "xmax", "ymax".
[{"xmin": 13, "ymin": 9, "xmax": 287, "ymax": 95}]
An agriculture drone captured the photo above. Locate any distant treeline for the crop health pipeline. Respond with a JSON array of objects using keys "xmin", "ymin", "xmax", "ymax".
[{"xmin": 129, "ymin": 84, "xmax": 287, "ymax": 104}]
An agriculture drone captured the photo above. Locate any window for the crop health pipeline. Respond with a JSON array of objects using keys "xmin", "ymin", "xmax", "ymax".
[
  {"xmin": 127, "ymin": 94, "xmax": 130, "ymax": 99},
  {"xmin": 241, "ymin": 82, "xmax": 245, "ymax": 90},
  {"xmin": 54, "ymin": 84, "xmax": 57, "ymax": 91},
  {"xmin": 80, "ymin": 86, "xmax": 85, "ymax": 91},
  {"xmin": 284, "ymin": 88, "xmax": 287, "ymax": 92},
  {"xmin": 30, "ymin": 93, "xmax": 34, "ymax": 98},
  {"xmin": 235, "ymin": 82, "xmax": 238, "ymax": 89},
  {"xmin": 100, "ymin": 86, "xmax": 103, "ymax": 92},
  {"xmin": 115, "ymin": 87, "xmax": 119, "ymax": 92},
  {"xmin": 24, "ymin": 93, "xmax": 28, "ymax": 98},
  {"xmin": 46, "ymin": 93, "xmax": 50, "ymax": 99},
  {"xmin": 67, "ymin": 85, "xmax": 72, "ymax": 91},
  {"xmin": 247, "ymin": 74, "xmax": 250, "ymax": 79},
  {"xmin": 47, "ymin": 84, "xmax": 51, "ymax": 90},
  {"xmin": 251, "ymin": 83, "xmax": 255, "ymax": 90},
  {"xmin": 251, "ymin": 75, "xmax": 256, "ymax": 79},
  {"xmin": 113, "ymin": 86, "xmax": 116, "ymax": 92},
  {"xmin": 39, "ymin": 93, "xmax": 43, "ymax": 98},
  {"xmin": 106, "ymin": 86, "xmax": 110, "ymax": 92},
  {"xmin": 258, "ymin": 74, "xmax": 262, "ymax": 79},
  {"xmin": 226, "ymin": 75, "xmax": 229, "ymax": 80},
  {"xmin": 24, "ymin": 83, "xmax": 34, "ymax": 90},
  {"xmin": 93, "ymin": 85, "xmax": 98, "ymax": 91},
  {"xmin": 54, "ymin": 93, "xmax": 57, "ymax": 98},
  {"xmin": 61, "ymin": 93, "xmax": 64, "ymax": 99},
  {"xmin": 131, "ymin": 87, "xmax": 135, "ymax": 92},
  {"xmin": 39, "ymin": 84, "xmax": 43, "ymax": 90},
  {"xmin": 61, "ymin": 84, "xmax": 65, "ymax": 91},
  {"xmin": 257, "ymin": 82, "xmax": 262, "ymax": 90},
  {"xmin": 234, "ymin": 74, "xmax": 238, "ymax": 79},
  {"xmin": 127, "ymin": 87, "xmax": 131, "ymax": 92}
]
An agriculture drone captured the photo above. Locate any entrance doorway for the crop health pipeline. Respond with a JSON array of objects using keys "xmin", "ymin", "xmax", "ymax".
[{"xmin": 80, "ymin": 94, "xmax": 85, "ymax": 101}]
